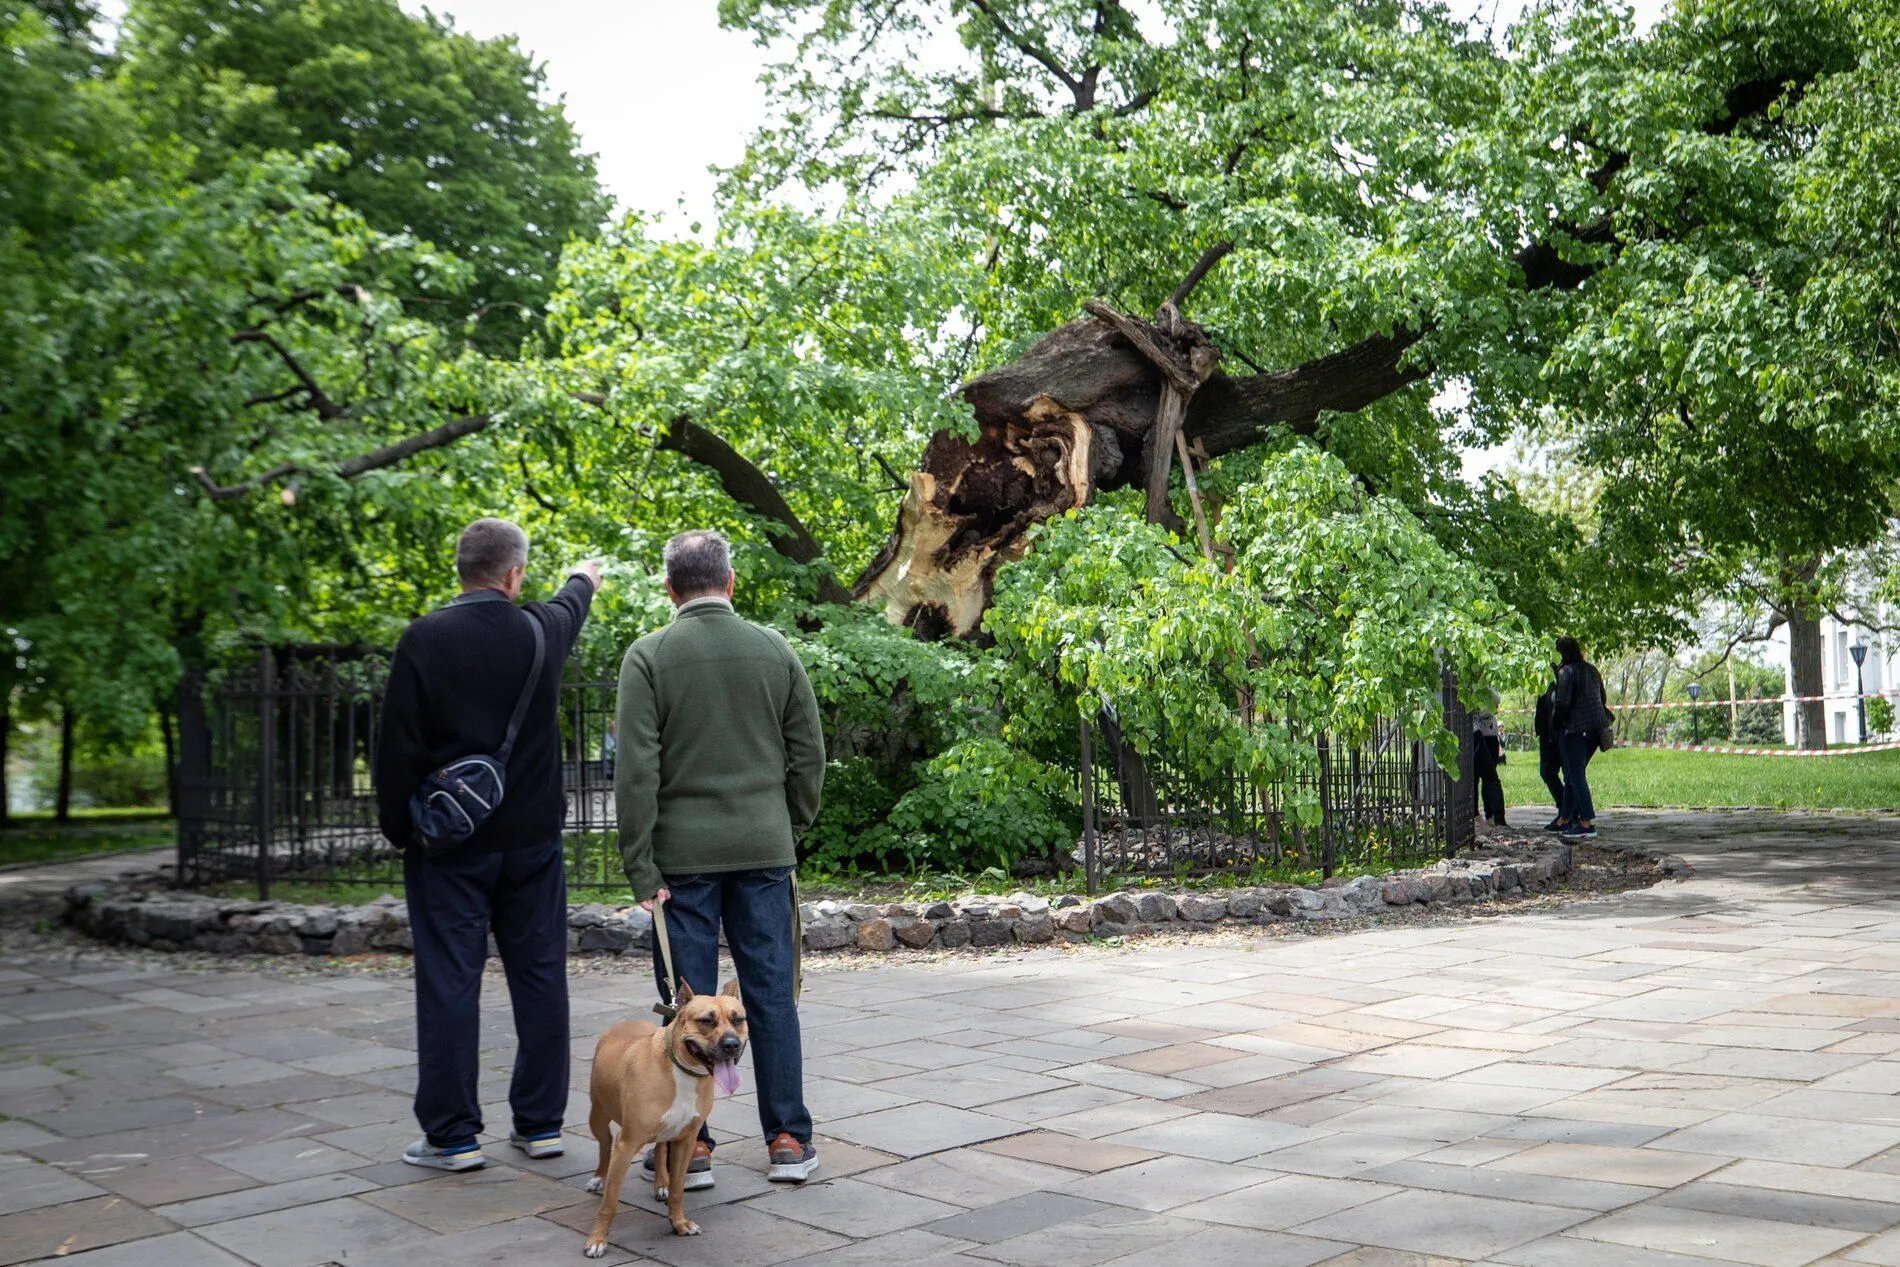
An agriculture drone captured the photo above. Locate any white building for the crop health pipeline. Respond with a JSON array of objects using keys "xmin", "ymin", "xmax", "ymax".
[{"xmin": 1767, "ymin": 613, "xmax": 1898, "ymax": 745}]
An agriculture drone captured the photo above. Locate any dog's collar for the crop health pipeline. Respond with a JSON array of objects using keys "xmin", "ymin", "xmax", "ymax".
[{"xmin": 666, "ymin": 1029, "xmax": 709, "ymax": 1080}]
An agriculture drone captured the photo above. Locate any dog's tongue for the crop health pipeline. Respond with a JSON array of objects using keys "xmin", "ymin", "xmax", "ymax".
[{"xmin": 712, "ymin": 1060, "xmax": 741, "ymax": 1095}]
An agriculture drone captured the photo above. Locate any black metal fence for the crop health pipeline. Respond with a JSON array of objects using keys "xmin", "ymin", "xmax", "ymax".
[
  {"xmin": 177, "ymin": 650, "xmax": 628, "ymax": 895},
  {"xmin": 177, "ymin": 651, "xmax": 1473, "ymax": 897},
  {"xmin": 1078, "ymin": 672, "xmax": 1473, "ymax": 891}
]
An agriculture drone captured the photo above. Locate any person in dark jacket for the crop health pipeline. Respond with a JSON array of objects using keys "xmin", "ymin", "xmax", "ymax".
[
  {"xmin": 1473, "ymin": 709, "xmax": 1507, "ymax": 827},
  {"xmin": 1533, "ymin": 685, "xmax": 1567, "ymax": 831},
  {"xmin": 1551, "ymin": 635, "xmax": 1611, "ymax": 840},
  {"xmin": 374, "ymin": 518, "xmax": 601, "ymax": 1172}
]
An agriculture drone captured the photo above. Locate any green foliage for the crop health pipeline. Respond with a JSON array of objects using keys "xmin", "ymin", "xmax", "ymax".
[
  {"xmin": 1867, "ymin": 695, "xmax": 1896, "ymax": 737},
  {"xmin": 884, "ymin": 739, "xmax": 1079, "ymax": 872},
  {"xmin": 120, "ymin": 0, "xmax": 610, "ymax": 352},
  {"xmin": 988, "ymin": 447, "xmax": 1542, "ymax": 824}
]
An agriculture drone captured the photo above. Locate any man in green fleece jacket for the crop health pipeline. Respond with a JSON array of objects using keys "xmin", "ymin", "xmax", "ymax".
[{"xmin": 614, "ymin": 529, "xmax": 826, "ymax": 1187}]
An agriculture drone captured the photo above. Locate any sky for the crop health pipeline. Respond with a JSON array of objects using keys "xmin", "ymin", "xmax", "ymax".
[
  {"xmin": 409, "ymin": 0, "xmax": 1670, "ymax": 227},
  {"xmin": 404, "ymin": 0, "xmax": 771, "ymax": 228}
]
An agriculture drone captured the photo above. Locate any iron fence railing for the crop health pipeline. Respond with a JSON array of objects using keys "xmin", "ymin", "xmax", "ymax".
[
  {"xmin": 177, "ymin": 652, "xmax": 1475, "ymax": 898},
  {"xmin": 177, "ymin": 650, "xmax": 628, "ymax": 894},
  {"xmin": 1077, "ymin": 671, "xmax": 1472, "ymax": 892}
]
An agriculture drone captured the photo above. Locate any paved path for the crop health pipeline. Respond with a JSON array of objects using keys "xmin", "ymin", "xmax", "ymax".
[{"xmin": 3, "ymin": 811, "xmax": 1900, "ymax": 1265}]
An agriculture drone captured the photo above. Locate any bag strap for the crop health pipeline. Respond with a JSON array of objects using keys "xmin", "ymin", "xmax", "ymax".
[{"xmin": 496, "ymin": 610, "xmax": 545, "ymax": 761}]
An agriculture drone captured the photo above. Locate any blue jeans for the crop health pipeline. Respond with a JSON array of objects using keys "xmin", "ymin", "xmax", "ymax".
[
  {"xmin": 655, "ymin": 866, "xmax": 810, "ymax": 1149},
  {"xmin": 404, "ymin": 838, "xmax": 569, "ymax": 1148},
  {"xmin": 1560, "ymin": 732, "xmax": 1599, "ymax": 822}
]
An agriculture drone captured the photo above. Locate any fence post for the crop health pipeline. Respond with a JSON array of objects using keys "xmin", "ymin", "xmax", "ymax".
[
  {"xmin": 1079, "ymin": 715, "xmax": 1098, "ymax": 896},
  {"xmin": 256, "ymin": 647, "xmax": 275, "ymax": 902},
  {"xmin": 1317, "ymin": 733, "xmax": 1335, "ymax": 879}
]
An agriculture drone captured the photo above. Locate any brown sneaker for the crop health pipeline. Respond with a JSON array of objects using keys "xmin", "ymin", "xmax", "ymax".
[
  {"xmin": 640, "ymin": 1138, "xmax": 714, "ymax": 1191},
  {"xmin": 767, "ymin": 1132, "xmax": 818, "ymax": 1183}
]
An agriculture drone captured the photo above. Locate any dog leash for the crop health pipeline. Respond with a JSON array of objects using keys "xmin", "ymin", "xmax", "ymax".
[
  {"xmin": 652, "ymin": 891, "xmax": 679, "ymax": 1023},
  {"xmin": 649, "ymin": 882, "xmax": 804, "ymax": 1018}
]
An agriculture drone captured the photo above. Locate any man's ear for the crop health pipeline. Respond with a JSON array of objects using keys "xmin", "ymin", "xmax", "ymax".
[
  {"xmin": 676, "ymin": 979, "xmax": 696, "ymax": 1003},
  {"xmin": 719, "ymin": 980, "xmax": 741, "ymax": 999}
]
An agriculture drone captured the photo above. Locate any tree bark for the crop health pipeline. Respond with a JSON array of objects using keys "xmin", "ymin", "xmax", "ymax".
[
  {"xmin": 159, "ymin": 700, "xmax": 179, "ymax": 818},
  {"xmin": 854, "ymin": 314, "xmax": 1424, "ymax": 637},
  {"xmin": 655, "ymin": 416, "xmax": 854, "ymax": 605},
  {"xmin": 0, "ymin": 688, "xmax": 10, "ymax": 830},
  {"xmin": 55, "ymin": 705, "xmax": 75, "ymax": 823},
  {"xmin": 1786, "ymin": 606, "xmax": 1827, "ymax": 750}
]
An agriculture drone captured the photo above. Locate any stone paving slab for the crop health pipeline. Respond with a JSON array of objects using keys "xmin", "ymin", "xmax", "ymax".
[{"xmin": 6, "ymin": 811, "xmax": 1900, "ymax": 1263}]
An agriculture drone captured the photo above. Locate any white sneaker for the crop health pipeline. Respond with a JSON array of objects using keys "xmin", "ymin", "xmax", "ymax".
[{"xmin": 403, "ymin": 1138, "xmax": 485, "ymax": 1171}]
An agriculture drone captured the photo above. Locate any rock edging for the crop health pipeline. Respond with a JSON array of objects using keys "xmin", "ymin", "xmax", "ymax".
[{"xmin": 60, "ymin": 837, "xmax": 1642, "ymax": 959}]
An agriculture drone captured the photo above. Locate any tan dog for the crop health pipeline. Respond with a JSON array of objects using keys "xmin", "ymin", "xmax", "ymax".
[{"xmin": 582, "ymin": 979, "xmax": 747, "ymax": 1256}]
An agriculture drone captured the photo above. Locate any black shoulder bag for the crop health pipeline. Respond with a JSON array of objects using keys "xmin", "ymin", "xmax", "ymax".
[{"xmin": 407, "ymin": 610, "xmax": 545, "ymax": 855}]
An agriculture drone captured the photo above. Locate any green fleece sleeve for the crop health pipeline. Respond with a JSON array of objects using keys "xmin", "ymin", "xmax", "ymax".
[
  {"xmin": 782, "ymin": 649, "xmax": 826, "ymax": 836},
  {"xmin": 614, "ymin": 642, "xmax": 666, "ymax": 899}
]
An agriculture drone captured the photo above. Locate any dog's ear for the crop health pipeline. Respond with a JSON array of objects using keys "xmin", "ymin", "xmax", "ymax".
[
  {"xmin": 719, "ymin": 980, "xmax": 741, "ymax": 999},
  {"xmin": 676, "ymin": 979, "xmax": 696, "ymax": 1003}
]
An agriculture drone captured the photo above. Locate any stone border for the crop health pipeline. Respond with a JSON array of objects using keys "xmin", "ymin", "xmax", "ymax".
[{"xmin": 60, "ymin": 836, "xmax": 1674, "ymax": 958}]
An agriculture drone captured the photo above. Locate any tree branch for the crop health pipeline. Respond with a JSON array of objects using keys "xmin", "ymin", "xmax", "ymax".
[
  {"xmin": 1167, "ymin": 241, "xmax": 1235, "ymax": 309},
  {"xmin": 189, "ymin": 413, "xmax": 495, "ymax": 499},
  {"xmin": 966, "ymin": 0, "xmax": 1080, "ymax": 96},
  {"xmin": 230, "ymin": 328, "xmax": 349, "ymax": 420},
  {"xmin": 654, "ymin": 416, "xmax": 854, "ymax": 604}
]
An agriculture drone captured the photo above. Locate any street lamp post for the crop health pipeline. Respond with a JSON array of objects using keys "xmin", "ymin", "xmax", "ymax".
[
  {"xmin": 1851, "ymin": 641, "xmax": 1868, "ymax": 743},
  {"xmin": 1687, "ymin": 681, "xmax": 1701, "ymax": 744}
]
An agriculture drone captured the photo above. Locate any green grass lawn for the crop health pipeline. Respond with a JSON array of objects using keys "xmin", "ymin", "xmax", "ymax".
[
  {"xmin": 0, "ymin": 817, "xmax": 174, "ymax": 867},
  {"xmin": 1500, "ymin": 745, "xmax": 1900, "ymax": 811}
]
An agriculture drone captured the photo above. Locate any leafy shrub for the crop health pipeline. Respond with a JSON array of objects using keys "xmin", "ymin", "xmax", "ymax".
[
  {"xmin": 1867, "ymin": 694, "xmax": 1896, "ymax": 737},
  {"xmin": 883, "ymin": 738, "xmax": 1079, "ymax": 872},
  {"xmin": 800, "ymin": 757, "xmax": 904, "ymax": 870}
]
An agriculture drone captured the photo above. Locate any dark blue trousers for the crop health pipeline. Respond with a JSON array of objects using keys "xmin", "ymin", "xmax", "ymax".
[
  {"xmin": 654, "ymin": 866, "xmax": 810, "ymax": 1149},
  {"xmin": 1560, "ymin": 731, "xmax": 1600, "ymax": 822},
  {"xmin": 404, "ymin": 838, "xmax": 569, "ymax": 1148}
]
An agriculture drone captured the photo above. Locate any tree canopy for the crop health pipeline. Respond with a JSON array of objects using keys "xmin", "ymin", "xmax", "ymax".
[
  {"xmin": 10, "ymin": 0, "xmax": 1900, "ymax": 831},
  {"xmin": 119, "ymin": 0, "xmax": 610, "ymax": 352}
]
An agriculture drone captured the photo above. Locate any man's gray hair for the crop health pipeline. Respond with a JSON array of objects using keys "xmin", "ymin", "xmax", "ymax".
[
  {"xmin": 665, "ymin": 530, "xmax": 732, "ymax": 597},
  {"xmin": 455, "ymin": 518, "xmax": 529, "ymax": 587}
]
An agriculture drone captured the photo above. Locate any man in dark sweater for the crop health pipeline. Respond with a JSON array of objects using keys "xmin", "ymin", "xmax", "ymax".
[
  {"xmin": 616, "ymin": 529, "xmax": 825, "ymax": 1187},
  {"xmin": 375, "ymin": 517, "xmax": 601, "ymax": 1172}
]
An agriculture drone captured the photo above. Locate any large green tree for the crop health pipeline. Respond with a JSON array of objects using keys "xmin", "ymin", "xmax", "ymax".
[
  {"xmin": 1, "ymin": 2, "xmax": 555, "ymax": 813},
  {"xmin": 119, "ymin": 0, "xmax": 611, "ymax": 353},
  {"xmin": 712, "ymin": 0, "xmax": 1889, "ymax": 694}
]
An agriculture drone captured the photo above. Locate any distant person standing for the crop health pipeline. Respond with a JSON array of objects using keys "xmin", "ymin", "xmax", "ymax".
[
  {"xmin": 615, "ymin": 530, "xmax": 826, "ymax": 1188},
  {"xmin": 1533, "ymin": 683, "xmax": 1567, "ymax": 831},
  {"xmin": 1552, "ymin": 636, "xmax": 1611, "ymax": 840},
  {"xmin": 375, "ymin": 518, "xmax": 602, "ymax": 1171},
  {"xmin": 1472, "ymin": 709, "xmax": 1506, "ymax": 828}
]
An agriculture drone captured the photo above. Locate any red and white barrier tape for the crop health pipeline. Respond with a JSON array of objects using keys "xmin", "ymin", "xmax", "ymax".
[
  {"xmin": 1499, "ymin": 693, "xmax": 1894, "ymax": 715},
  {"xmin": 1608, "ymin": 738, "xmax": 1900, "ymax": 757}
]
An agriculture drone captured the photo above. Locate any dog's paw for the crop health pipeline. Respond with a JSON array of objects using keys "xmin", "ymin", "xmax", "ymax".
[
  {"xmin": 670, "ymin": 1219, "xmax": 701, "ymax": 1237},
  {"xmin": 583, "ymin": 1238, "xmax": 610, "ymax": 1258},
  {"xmin": 584, "ymin": 1176, "xmax": 604, "ymax": 1195},
  {"xmin": 653, "ymin": 1186, "xmax": 668, "ymax": 1202}
]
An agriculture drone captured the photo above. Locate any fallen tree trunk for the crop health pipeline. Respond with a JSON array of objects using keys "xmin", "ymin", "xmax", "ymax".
[{"xmin": 853, "ymin": 312, "xmax": 1426, "ymax": 638}]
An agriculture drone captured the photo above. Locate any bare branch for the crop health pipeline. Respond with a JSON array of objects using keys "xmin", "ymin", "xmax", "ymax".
[
  {"xmin": 1167, "ymin": 241, "xmax": 1235, "ymax": 309},
  {"xmin": 1083, "ymin": 301, "xmax": 1199, "ymax": 390},
  {"xmin": 966, "ymin": 0, "xmax": 1080, "ymax": 96},
  {"xmin": 189, "ymin": 413, "xmax": 495, "ymax": 499},
  {"xmin": 230, "ymin": 329, "xmax": 349, "ymax": 420}
]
